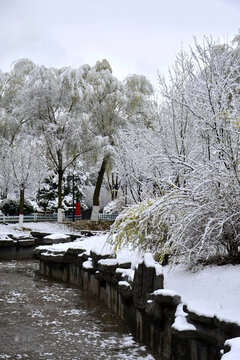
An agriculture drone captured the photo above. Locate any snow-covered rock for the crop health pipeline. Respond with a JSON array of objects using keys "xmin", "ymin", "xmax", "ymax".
[{"xmin": 43, "ymin": 233, "xmax": 71, "ymax": 244}]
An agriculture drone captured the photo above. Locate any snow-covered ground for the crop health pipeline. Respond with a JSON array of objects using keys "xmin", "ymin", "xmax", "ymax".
[
  {"xmin": 1, "ymin": 222, "xmax": 240, "ymax": 358},
  {"xmin": 0, "ymin": 222, "xmax": 73, "ymax": 237},
  {"xmin": 164, "ymin": 265, "xmax": 240, "ymax": 325}
]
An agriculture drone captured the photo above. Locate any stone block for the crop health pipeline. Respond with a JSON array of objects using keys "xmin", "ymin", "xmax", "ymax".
[
  {"xmin": 118, "ymin": 281, "xmax": 133, "ymax": 301},
  {"xmin": 132, "ymin": 260, "xmax": 164, "ymax": 309},
  {"xmin": 17, "ymin": 239, "xmax": 36, "ymax": 247},
  {"xmin": 0, "ymin": 239, "xmax": 16, "ymax": 247}
]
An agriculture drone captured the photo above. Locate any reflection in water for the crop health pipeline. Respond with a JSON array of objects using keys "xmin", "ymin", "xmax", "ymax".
[{"xmin": 0, "ymin": 261, "xmax": 158, "ymax": 359}]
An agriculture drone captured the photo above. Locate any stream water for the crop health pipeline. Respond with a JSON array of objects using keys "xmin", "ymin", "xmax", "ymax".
[{"xmin": 0, "ymin": 260, "xmax": 158, "ymax": 360}]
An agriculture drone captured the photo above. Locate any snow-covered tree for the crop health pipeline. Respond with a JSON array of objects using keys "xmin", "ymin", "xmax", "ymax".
[
  {"xmin": 124, "ymin": 74, "xmax": 156, "ymax": 126},
  {"xmin": 82, "ymin": 59, "xmax": 126, "ymax": 220},
  {"xmin": 159, "ymin": 39, "xmax": 240, "ymax": 265},
  {"xmin": 109, "ymin": 34, "xmax": 240, "ymax": 267},
  {"xmin": 21, "ymin": 64, "xmax": 92, "ymax": 222},
  {"xmin": 1, "ymin": 135, "xmax": 46, "ymax": 226},
  {"xmin": 37, "ymin": 161, "xmax": 90, "ymax": 213},
  {"xmin": 113, "ymin": 124, "xmax": 159, "ymax": 204},
  {"xmin": 107, "ymin": 75, "xmax": 157, "ymax": 206},
  {"xmin": 0, "ymin": 59, "xmax": 35, "ymax": 143},
  {"xmin": 81, "ymin": 60, "xmax": 157, "ymax": 219}
]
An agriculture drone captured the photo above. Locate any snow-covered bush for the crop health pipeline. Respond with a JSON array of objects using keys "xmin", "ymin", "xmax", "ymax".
[
  {"xmin": 109, "ymin": 168, "xmax": 240, "ymax": 266},
  {"xmin": 0, "ymin": 199, "xmax": 34, "ymax": 215},
  {"xmin": 103, "ymin": 198, "xmax": 125, "ymax": 214},
  {"xmin": 108, "ymin": 198, "xmax": 169, "ymax": 261},
  {"xmin": 162, "ymin": 164, "xmax": 240, "ymax": 265}
]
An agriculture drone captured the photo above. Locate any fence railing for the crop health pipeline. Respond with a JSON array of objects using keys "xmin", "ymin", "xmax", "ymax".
[
  {"xmin": 64, "ymin": 215, "xmax": 82, "ymax": 221},
  {"xmin": 98, "ymin": 213, "xmax": 119, "ymax": 221},
  {"xmin": 0, "ymin": 213, "xmax": 118, "ymax": 223},
  {"xmin": 0, "ymin": 213, "xmax": 58, "ymax": 223}
]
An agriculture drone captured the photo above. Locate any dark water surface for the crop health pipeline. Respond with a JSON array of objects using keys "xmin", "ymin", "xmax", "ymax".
[{"xmin": 0, "ymin": 260, "xmax": 157, "ymax": 360}]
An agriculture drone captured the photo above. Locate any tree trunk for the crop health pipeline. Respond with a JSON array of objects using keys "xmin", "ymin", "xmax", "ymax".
[
  {"xmin": 57, "ymin": 169, "xmax": 63, "ymax": 223},
  {"xmin": 19, "ymin": 185, "xmax": 24, "ymax": 226},
  {"xmin": 109, "ymin": 173, "xmax": 119, "ymax": 201},
  {"xmin": 91, "ymin": 157, "xmax": 108, "ymax": 221}
]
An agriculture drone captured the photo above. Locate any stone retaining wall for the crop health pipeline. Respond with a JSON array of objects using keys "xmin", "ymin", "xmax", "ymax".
[
  {"xmin": 36, "ymin": 247, "xmax": 240, "ymax": 360},
  {"xmin": 0, "ymin": 231, "xmax": 95, "ymax": 260}
]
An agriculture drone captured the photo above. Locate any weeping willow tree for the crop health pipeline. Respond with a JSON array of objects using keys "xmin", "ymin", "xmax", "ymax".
[
  {"xmin": 108, "ymin": 197, "xmax": 169, "ymax": 262},
  {"xmin": 84, "ymin": 59, "xmax": 156, "ymax": 220}
]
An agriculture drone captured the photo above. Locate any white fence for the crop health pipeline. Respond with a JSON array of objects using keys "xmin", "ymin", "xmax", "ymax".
[
  {"xmin": 98, "ymin": 213, "xmax": 119, "ymax": 221},
  {"xmin": 0, "ymin": 213, "xmax": 118, "ymax": 223},
  {"xmin": 0, "ymin": 213, "xmax": 82, "ymax": 223}
]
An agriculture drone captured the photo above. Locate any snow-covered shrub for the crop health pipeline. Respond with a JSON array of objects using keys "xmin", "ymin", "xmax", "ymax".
[
  {"xmin": 161, "ymin": 164, "xmax": 240, "ymax": 265},
  {"xmin": 108, "ymin": 198, "xmax": 169, "ymax": 261},
  {"xmin": 109, "ymin": 160, "xmax": 240, "ymax": 266},
  {"xmin": 0, "ymin": 199, "xmax": 34, "ymax": 215},
  {"xmin": 103, "ymin": 198, "xmax": 125, "ymax": 214}
]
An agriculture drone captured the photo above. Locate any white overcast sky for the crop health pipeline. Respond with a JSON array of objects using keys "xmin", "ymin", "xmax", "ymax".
[{"xmin": 0, "ymin": 0, "xmax": 239, "ymax": 87}]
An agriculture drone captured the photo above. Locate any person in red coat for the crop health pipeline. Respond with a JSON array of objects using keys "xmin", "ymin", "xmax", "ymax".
[{"xmin": 75, "ymin": 202, "xmax": 81, "ymax": 216}]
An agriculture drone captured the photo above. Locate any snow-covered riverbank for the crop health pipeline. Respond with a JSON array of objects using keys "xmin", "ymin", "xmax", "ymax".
[{"xmin": 2, "ymin": 222, "xmax": 240, "ymax": 325}]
